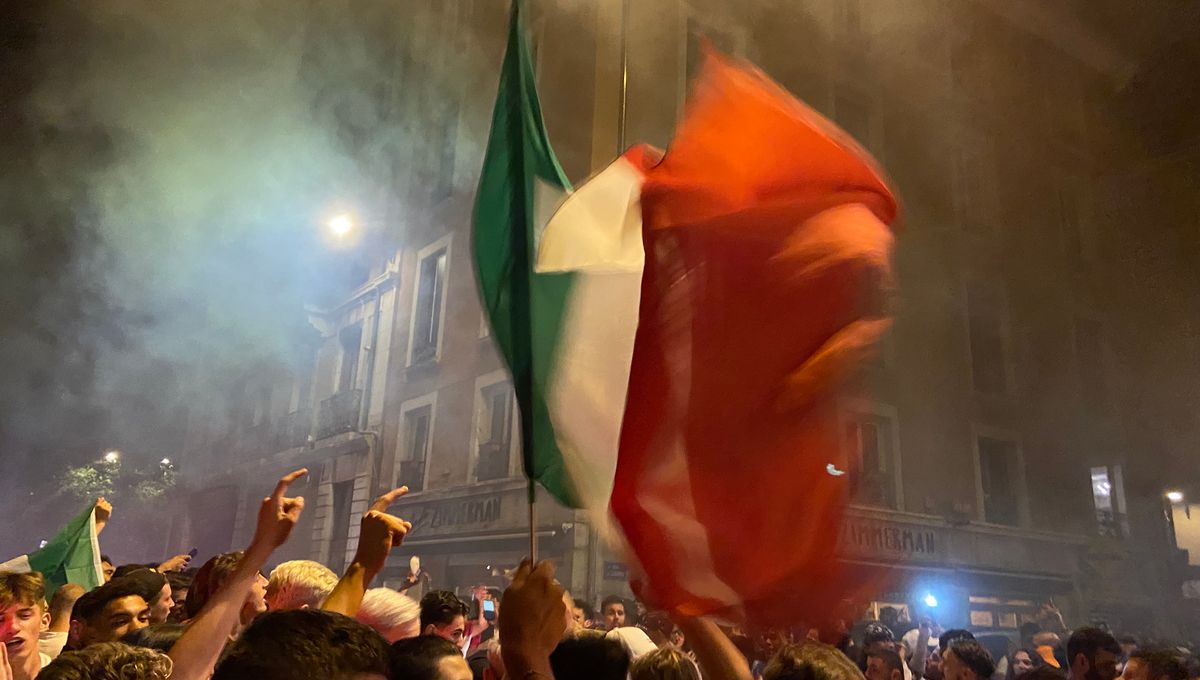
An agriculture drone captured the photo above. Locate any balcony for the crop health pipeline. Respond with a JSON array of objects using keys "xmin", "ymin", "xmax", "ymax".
[
  {"xmin": 272, "ymin": 409, "xmax": 312, "ymax": 451},
  {"xmin": 316, "ymin": 390, "xmax": 362, "ymax": 440},
  {"xmin": 398, "ymin": 459, "xmax": 426, "ymax": 492},
  {"xmin": 475, "ymin": 442, "xmax": 511, "ymax": 482}
]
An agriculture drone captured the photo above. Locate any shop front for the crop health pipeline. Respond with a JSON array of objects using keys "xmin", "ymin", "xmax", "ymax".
[
  {"xmin": 837, "ymin": 508, "xmax": 1087, "ymax": 636},
  {"xmin": 380, "ymin": 480, "xmax": 577, "ymax": 602}
]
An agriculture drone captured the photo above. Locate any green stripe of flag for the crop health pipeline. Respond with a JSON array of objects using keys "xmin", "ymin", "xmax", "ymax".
[
  {"xmin": 472, "ymin": 0, "xmax": 579, "ymax": 507},
  {"xmin": 0, "ymin": 504, "xmax": 102, "ymax": 595}
]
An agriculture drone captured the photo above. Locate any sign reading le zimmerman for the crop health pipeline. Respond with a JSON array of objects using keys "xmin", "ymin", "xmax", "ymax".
[
  {"xmin": 410, "ymin": 495, "xmax": 503, "ymax": 535},
  {"xmin": 838, "ymin": 518, "xmax": 943, "ymax": 562}
]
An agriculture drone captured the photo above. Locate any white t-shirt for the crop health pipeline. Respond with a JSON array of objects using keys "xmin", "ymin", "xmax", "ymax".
[{"xmin": 39, "ymin": 631, "xmax": 68, "ymax": 659}]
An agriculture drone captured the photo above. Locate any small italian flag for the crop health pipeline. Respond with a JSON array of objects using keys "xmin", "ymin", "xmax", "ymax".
[
  {"xmin": 474, "ymin": 2, "xmax": 898, "ymax": 625},
  {"xmin": 0, "ymin": 504, "xmax": 104, "ymax": 595}
]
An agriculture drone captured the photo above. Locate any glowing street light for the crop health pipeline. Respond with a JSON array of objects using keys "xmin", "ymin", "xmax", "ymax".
[
  {"xmin": 327, "ymin": 213, "xmax": 355, "ymax": 238},
  {"xmin": 103, "ymin": 450, "xmax": 120, "ymax": 464},
  {"xmin": 1166, "ymin": 490, "xmax": 1185, "ymax": 503}
]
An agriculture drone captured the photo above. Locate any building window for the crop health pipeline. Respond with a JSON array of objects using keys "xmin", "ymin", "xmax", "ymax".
[
  {"xmin": 250, "ymin": 385, "xmax": 271, "ymax": 428},
  {"xmin": 1074, "ymin": 316, "xmax": 1109, "ymax": 414},
  {"xmin": 399, "ymin": 405, "xmax": 432, "ymax": 492},
  {"xmin": 977, "ymin": 436, "xmax": 1022, "ymax": 526},
  {"xmin": 844, "ymin": 412, "xmax": 899, "ymax": 509},
  {"xmin": 1090, "ymin": 465, "xmax": 1128, "ymax": 538},
  {"xmin": 475, "ymin": 381, "xmax": 514, "ymax": 482},
  {"xmin": 967, "ymin": 284, "xmax": 1010, "ymax": 394},
  {"xmin": 410, "ymin": 242, "xmax": 449, "ymax": 365},
  {"xmin": 328, "ymin": 479, "xmax": 354, "ymax": 574},
  {"xmin": 338, "ymin": 325, "xmax": 363, "ymax": 393}
]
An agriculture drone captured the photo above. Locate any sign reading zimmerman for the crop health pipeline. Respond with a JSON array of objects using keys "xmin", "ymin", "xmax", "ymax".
[
  {"xmin": 838, "ymin": 517, "xmax": 944, "ymax": 562},
  {"xmin": 408, "ymin": 495, "xmax": 503, "ymax": 535}
]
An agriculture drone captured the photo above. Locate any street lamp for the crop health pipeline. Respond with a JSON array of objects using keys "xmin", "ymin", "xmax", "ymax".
[
  {"xmin": 103, "ymin": 450, "xmax": 120, "ymax": 464},
  {"xmin": 326, "ymin": 213, "xmax": 355, "ymax": 238},
  {"xmin": 1166, "ymin": 490, "xmax": 1185, "ymax": 503}
]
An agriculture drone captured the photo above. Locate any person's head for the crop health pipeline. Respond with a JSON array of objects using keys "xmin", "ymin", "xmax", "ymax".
[
  {"xmin": 185, "ymin": 551, "xmax": 266, "ymax": 625},
  {"xmin": 70, "ymin": 577, "xmax": 150, "ymax": 648},
  {"xmin": 1010, "ymin": 648, "xmax": 1045, "ymax": 680},
  {"xmin": 1068, "ymin": 628, "xmax": 1121, "ymax": 680},
  {"xmin": 1123, "ymin": 649, "xmax": 1187, "ymax": 680},
  {"xmin": 940, "ymin": 630, "xmax": 977, "ymax": 653},
  {"xmin": 165, "ymin": 570, "xmax": 193, "ymax": 603},
  {"xmin": 111, "ymin": 564, "xmax": 156, "ymax": 580},
  {"xmin": 390, "ymin": 635, "xmax": 472, "ymax": 680},
  {"xmin": 121, "ymin": 624, "xmax": 186, "ymax": 653},
  {"xmin": 121, "ymin": 570, "xmax": 172, "ymax": 625},
  {"xmin": 867, "ymin": 648, "xmax": 905, "ymax": 680},
  {"xmin": 357, "ymin": 588, "xmax": 420, "ymax": 643},
  {"xmin": 944, "ymin": 641, "xmax": 996, "ymax": 680},
  {"xmin": 0, "ymin": 571, "xmax": 49, "ymax": 671},
  {"xmin": 865, "ymin": 622, "xmax": 897, "ymax": 655},
  {"xmin": 550, "ymin": 634, "xmax": 631, "ymax": 680},
  {"xmin": 265, "ymin": 560, "xmax": 338, "ymax": 611},
  {"xmin": 601, "ymin": 595, "xmax": 627, "ymax": 631},
  {"xmin": 49, "ymin": 584, "xmax": 87, "ymax": 629},
  {"xmin": 212, "ymin": 609, "xmax": 390, "ymax": 680},
  {"xmin": 39, "ymin": 641, "xmax": 172, "ymax": 680},
  {"xmin": 880, "ymin": 607, "xmax": 899, "ymax": 627},
  {"xmin": 573, "ymin": 598, "xmax": 596, "ymax": 629},
  {"xmin": 164, "ymin": 571, "xmax": 192, "ymax": 623},
  {"xmin": 630, "ymin": 645, "xmax": 701, "ymax": 680},
  {"xmin": 99, "ymin": 557, "xmax": 115, "ymax": 584},
  {"xmin": 764, "ymin": 641, "xmax": 866, "ymax": 680},
  {"xmin": 419, "ymin": 591, "xmax": 468, "ymax": 645}
]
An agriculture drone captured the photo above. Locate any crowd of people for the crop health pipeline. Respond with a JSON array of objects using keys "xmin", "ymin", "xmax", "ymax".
[{"xmin": 3, "ymin": 468, "xmax": 1199, "ymax": 680}]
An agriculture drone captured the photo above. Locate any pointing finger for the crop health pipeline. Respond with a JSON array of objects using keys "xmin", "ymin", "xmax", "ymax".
[
  {"xmin": 271, "ymin": 468, "xmax": 308, "ymax": 503},
  {"xmin": 370, "ymin": 486, "xmax": 409, "ymax": 513}
]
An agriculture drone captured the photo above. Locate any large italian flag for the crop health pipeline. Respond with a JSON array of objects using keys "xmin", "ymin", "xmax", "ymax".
[{"xmin": 474, "ymin": 5, "xmax": 898, "ymax": 624}]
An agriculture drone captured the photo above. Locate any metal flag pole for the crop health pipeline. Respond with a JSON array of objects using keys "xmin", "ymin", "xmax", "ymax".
[{"xmin": 528, "ymin": 477, "xmax": 538, "ymax": 562}]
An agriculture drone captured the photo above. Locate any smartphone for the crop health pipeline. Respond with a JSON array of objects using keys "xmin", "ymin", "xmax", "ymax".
[
  {"xmin": 483, "ymin": 599, "xmax": 496, "ymax": 621},
  {"xmin": 187, "ymin": 547, "xmax": 198, "ymax": 559}
]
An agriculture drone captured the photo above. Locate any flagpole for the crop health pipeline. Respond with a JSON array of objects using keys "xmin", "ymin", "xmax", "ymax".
[
  {"xmin": 617, "ymin": 0, "xmax": 630, "ymax": 153},
  {"xmin": 528, "ymin": 477, "xmax": 538, "ymax": 562}
]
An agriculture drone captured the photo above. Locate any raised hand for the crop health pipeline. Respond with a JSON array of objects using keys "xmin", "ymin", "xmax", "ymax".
[
  {"xmin": 158, "ymin": 553, "xmax": 193, "ymax": 572},
  {"xmin": 499, "ymin": 560, "xmax": 566, "ymax": 676},
  {"xmin": 353, "ymin": 487, "xmax": 412, "ymax": 579},
  {"xmin": 252, "ymin": 468, "xmax": 307, "ymax": 550},
  {"xmin": 94, "ymin": 497, "xmax": 113, "ymax": 534},
  {"xmin": 0, "ymin": 639, "xmax": 13, "ymax": 680}
]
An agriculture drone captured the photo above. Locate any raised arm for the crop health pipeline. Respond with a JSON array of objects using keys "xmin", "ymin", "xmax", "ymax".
[
  {"xmin": 321, "ymin": 486, "xmax": 411, "ymax": 617},
  {"xmin": 166, "ymin": 468, "xmax": 307, "ymax": 680},
  {"xmin": 499, "ymin": 560, "xmax": 566, "ymax": 680},
  {"xmin": 676, "ymin": 617, "xmax": 754, "ymax": 680}
]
